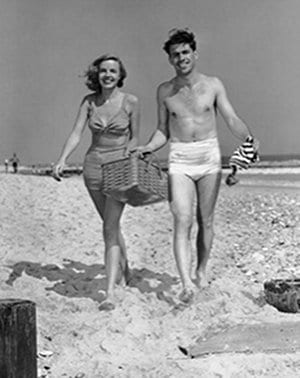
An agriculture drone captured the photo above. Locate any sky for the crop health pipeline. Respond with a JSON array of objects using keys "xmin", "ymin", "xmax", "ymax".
[{"xmin": 1, "ymin": 0, "xmax": 300, "ymax": 165}]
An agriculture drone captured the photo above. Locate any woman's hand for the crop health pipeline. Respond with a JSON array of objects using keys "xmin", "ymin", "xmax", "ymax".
[
  {"xmin": 130, "ymin": 145, "xmax": 153, "ymax": 157},
  {"xmin": 52, "ymin": 160, "xmax": 65, "ymax": 181}
]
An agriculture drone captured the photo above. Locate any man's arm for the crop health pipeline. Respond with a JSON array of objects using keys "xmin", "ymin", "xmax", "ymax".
[
  {"xmin": 126, "ymin": 94, "xmax": 140, "ymax": 154},
  {"xmin": 214, "ymin": 77, "xmax": 252, "ymax": 141},
  {"xmin": 138, "ymin": 83, "xmax": 169, "ymax": 153}
]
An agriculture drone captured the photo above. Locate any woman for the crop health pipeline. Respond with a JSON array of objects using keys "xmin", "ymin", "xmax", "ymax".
[{"xmin": 53, "ymin": 55, "xmax": 140, "ymax": 311}]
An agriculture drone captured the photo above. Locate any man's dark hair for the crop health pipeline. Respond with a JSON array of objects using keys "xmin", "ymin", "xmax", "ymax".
[{"xmin": 163, "ymin": 28, "xmax": 197, "ymax": 55}]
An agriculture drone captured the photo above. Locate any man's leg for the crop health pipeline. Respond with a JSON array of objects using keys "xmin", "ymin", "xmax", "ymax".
[
  {"xmin": 195, "ymin": 171, "xmax": 221, "ymax": 288},
  {"xmin": 169, "ymin": 173, "xmax": 196, "ymax": 302}
]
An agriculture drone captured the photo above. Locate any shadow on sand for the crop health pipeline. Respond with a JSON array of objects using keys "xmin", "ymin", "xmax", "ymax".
[{"xmin": 5, "ymin": 259, "xmax": 179, "ymax": 305}]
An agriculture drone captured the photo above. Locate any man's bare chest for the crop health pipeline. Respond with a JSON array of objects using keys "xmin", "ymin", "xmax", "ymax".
[{"xmin": 166, "ymin": 83, "xmax": 216, "ymax": 118}]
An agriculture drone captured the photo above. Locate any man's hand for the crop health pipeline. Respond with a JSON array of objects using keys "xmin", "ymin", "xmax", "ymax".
[
  {"xmin": 252, "ymin": 137, "xmax": 260, "ymax": 154},
  {"xmin": 225, "ymin": 172, "xmax": 239, "ymax": 187},
  {"xmin": 130, "ymin": 145, "xmax": 153, "ymax": 158}
]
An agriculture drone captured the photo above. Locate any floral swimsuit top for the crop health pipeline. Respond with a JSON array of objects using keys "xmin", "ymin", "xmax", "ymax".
[{"xmin": 87, "ymin": 93, "xmax": 131, "ymax": 137}]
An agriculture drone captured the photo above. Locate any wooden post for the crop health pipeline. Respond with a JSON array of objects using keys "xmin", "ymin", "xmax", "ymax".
[{"xmin": 0, "ymin": 299, "xmax": 37, "ymax": 378}]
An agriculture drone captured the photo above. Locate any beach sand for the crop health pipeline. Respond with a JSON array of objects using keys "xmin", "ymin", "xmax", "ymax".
[{"xmin": 1, "ymin": 171, "xmax": 300, "ymax": 377}]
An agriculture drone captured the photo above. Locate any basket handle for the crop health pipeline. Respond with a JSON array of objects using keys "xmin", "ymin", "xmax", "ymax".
[{"xmin": 139, "ymin": 152, "xmax": 163, "ymax": 177}]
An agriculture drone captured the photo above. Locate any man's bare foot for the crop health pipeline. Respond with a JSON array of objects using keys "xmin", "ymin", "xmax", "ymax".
[
  {"xmin": 195, "ymin": 270, "xmax": 209, "ymax": 289},
  {"xmin": 116, "ymin": 262, "xmax": 131, "ymax": 287},
  {"xmin": 123, "ymin": 262, "xmax": 131, "ymax": 285},
  {"xmin": 179, "ymin": 287, "xmax": 195, "ymax": 304}
]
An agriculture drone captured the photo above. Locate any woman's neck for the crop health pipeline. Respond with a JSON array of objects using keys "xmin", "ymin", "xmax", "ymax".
[{"xmin": 100, "ymin": 88, "xmax": 120, "ymax": 103}]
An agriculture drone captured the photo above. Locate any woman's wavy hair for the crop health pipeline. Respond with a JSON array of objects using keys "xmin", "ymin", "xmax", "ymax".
[{"xmin": 84, "ymin": 54, "xmax": 127, "ymax": 92}]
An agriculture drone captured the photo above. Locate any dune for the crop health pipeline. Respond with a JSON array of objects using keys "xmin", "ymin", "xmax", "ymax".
[{"xmin": 0, "ymin": 171, "xmax": 300, "ymax": 377}]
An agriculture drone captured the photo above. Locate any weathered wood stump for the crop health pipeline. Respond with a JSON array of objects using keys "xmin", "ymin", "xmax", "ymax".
[{"xmin": 0, "ymin": 299, "xmax": 37, "ymax": 378}]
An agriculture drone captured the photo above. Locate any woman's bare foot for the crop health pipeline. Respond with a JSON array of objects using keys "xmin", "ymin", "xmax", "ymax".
[{"xmin": 179, "ymin": 287, "xmax": 195, "ymax": 304}]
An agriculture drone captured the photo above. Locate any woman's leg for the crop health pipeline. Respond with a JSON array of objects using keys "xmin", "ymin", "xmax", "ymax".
[
  {"xmin": 87, "ymin": 188, "xmax": 129, "ymax": 280},
  {"xmin": 86, "ymin": 189, "xmax": 128, "ymax": 306},
  {"xmin": 102, "ymin": 196, "xmax": 126, "ymax": 301}
]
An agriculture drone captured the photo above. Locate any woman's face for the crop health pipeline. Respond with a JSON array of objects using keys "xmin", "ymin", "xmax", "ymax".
[{"xmin": 98, "ymin": 59, "xmax": 121, "ymax": 89}]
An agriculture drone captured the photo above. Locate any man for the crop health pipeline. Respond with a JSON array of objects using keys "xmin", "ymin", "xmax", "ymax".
[{"xmin": 137, "ymin": 28, "xmax": 257, "ymax": 303}]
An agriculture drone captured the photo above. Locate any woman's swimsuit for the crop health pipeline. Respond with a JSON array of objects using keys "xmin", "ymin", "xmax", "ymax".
[{"xmin": 83, "ymin": 93, "xmax": 131, "ymax": 191}]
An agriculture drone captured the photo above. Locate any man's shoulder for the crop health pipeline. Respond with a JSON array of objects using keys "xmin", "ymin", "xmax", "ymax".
[
  {"xmin": 201, "ymin": 74, "xmax": 222, "ymax": 87},
  {"xmin": 199, "ymin": 75, "xmax": 225, "ymax": 96},
  {"xmin": 157, "ymin": 79, "xmax": 176, "ymax": 98},
  {"xmin": 158, "ymin": 79, "xmax": 174, "ymax": 91}
]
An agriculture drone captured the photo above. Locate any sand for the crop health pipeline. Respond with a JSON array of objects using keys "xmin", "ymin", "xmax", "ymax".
[{"xmin": 1, "ymin": 170, "xmax": 300, "ymax": 377}]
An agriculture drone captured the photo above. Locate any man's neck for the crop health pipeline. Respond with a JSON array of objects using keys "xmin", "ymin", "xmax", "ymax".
[{"xmin": 175, "ymin": 71, "xmax": 202, "ymax": 88}]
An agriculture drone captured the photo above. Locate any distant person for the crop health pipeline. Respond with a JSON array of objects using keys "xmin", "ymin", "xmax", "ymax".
[
  {"xmin": 4, "ymin": 159, "xmax": 9, "ymax": 173},
  {"xmin": 10, "ymin": 153, "xmax": 20, "ymax": 173},
  {"xmin": 136, "ymin": 28, "xmax": 258, "ymax": 304},
  {"xmin": 32, "ymin": 165, "xmax": 37, "ymax": 174},
  {"xmin": 53, "ymin": 54, "xmax": 140, "ymax": 311}
]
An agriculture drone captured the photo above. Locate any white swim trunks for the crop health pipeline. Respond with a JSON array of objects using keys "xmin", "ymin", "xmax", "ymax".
[{"xmin": 168, "ymin": 137, "xmax": 221, "ymax": 181}]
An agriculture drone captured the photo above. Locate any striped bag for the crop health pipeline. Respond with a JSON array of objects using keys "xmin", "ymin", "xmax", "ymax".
[{"xmin": 229, "ymin": 136, "xmax": 259, "ymax": 170}]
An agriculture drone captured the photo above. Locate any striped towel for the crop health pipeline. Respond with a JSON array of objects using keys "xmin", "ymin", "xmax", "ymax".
[{"xmin": 229, "ymin": 136, "xmax": 259, "ymax": 170}]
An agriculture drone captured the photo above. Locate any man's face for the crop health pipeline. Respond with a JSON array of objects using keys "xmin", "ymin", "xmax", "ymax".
[{"xmin": 168, "ymin": 43, "xmax": 197, "ymax": 75}]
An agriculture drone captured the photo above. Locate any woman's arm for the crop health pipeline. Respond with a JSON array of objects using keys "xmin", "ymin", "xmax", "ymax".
[{"xmin": 53, "ymin": 97, "xmax": 89, "ymax": 178}]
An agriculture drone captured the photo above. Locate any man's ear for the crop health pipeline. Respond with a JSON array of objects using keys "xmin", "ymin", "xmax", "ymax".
[{"xmin": 194, "ymin": 51, "xmax": 199, "ymax": 60}]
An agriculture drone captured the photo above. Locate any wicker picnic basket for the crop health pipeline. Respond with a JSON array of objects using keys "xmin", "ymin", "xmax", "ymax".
[
  {"xmin": 102, "ymin": 152, "xmax": 168, "ymax": 206},
  {"xmin": 264, "ymin": 278, "xmax": 300, "ymax": 313}
]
